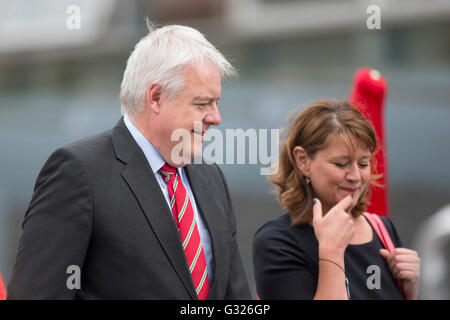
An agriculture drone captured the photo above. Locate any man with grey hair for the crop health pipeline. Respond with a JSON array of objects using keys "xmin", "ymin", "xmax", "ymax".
[{"xmin": 7, "ymin": 23, "xmax": 251, "ymax": 300}]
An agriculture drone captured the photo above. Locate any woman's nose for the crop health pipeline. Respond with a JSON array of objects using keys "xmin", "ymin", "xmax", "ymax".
[{"xmin": 346, "ymin": 163, "xmax": 361, "ymax": 182}]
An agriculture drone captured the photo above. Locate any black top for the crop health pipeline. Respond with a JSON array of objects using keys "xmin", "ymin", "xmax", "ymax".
[{"xmin": 253, "ymin": 213, "xmax": 404, "ymax": 300}]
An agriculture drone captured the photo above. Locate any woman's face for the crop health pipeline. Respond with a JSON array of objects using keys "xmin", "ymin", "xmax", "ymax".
[{"xmin": 295, "ymin": 134, "xmax": 372, "ymax": 215}]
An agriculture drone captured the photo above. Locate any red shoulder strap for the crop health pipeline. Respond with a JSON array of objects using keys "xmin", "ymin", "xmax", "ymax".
[
  {"xmin": 363, "ymin": 212, "xmax": 405, "ymax": 299},
  {"xmin": 363, "ymin": 212, "xmax": 395, "ymax": 252}
]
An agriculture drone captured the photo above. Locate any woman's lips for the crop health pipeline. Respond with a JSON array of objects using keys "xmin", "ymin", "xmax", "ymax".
[{"xmin": 341, "ymin": 187, "xmax": 358, "ymax": 194}]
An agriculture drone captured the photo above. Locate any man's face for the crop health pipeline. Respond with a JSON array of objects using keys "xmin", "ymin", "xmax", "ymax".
[{"xmin": 155, "ymin": 60, "xmax": 222, "ymax": 166}]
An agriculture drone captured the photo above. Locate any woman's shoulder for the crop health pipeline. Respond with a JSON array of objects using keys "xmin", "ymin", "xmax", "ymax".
[
  {"xmin": 365, "ymin": 213, "xmax": 403, "ymax": 247},
  {"xmin": 254, "ymin": 213, "xmax": 291, "ymax": 234},
  {"xmin": 253, "ymin": 213, "xmax": 316, "ymax": 248},
  {"xmin": 380, "ymin": 215, "xmax": 403, "ymax": 247}
]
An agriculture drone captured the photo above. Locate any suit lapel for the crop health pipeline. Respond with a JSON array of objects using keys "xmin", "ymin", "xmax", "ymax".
[
  {"xmin": 111, "ymin": 119, "xmax": 197, "ymax": 299},
  {"xmin": 185, "ymin": 164, "xmax": 228, "ymax": 300}
]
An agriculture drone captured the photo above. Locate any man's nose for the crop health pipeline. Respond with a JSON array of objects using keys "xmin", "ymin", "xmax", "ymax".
[{"xmin": 205, "ymin": 103, "xmax": 221, "ymax": 126}]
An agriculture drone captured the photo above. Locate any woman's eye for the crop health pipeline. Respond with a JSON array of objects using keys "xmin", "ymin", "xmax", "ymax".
[
  {"xmin": 334, "ymin": 163, "xmax": 347, "ymax": 168},
  {"xmin": 359, "ymin": 163, "xmax": 369, "ymax": 168}
]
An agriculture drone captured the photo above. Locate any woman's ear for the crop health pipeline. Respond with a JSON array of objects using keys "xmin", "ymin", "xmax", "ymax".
[
  {"xmin": 293, "ymin": 146, "xmax": 310, "ymax": 176},
  {"xmin": 146, "ymin": 83, "xmax": 163, "ymax": 114}
]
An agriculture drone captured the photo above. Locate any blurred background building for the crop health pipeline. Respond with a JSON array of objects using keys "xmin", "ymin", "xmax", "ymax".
[{"xmin": 0, "ymin": 0, "xmax": 449, "ymax": 299}]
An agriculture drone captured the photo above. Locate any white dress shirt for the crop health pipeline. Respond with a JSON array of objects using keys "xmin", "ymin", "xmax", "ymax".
[{"xmin": 123, "ymin": 115, "xmax": 214, "ymax": 283}]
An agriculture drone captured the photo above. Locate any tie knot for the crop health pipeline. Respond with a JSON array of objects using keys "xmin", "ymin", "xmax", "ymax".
[{"xmin": 160, "ymin": 163, "xmax": 177, "ymax": 178}]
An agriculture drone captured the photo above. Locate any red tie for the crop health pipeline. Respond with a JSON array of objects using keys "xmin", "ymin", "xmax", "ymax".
[{"xmin": 159, "ymin": 163, "xmax": 210, "ymax": 300}]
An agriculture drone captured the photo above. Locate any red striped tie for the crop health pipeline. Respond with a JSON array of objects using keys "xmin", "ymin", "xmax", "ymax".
[{"xmin": 159, "ymin": 163, "xmax": 210, "ymax": 300}]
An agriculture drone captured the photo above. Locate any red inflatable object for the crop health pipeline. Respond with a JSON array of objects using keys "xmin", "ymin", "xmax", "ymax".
[
  {"xmin": 0, "ymin": 273, "xmax": 6, "ymax": 300},
  {"xmin": 349, "ymin": 68, "xmax": 389, "ymax": 216}
]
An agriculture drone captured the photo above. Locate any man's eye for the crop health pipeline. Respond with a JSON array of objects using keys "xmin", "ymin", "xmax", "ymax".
[{"xmin": 194, "ymin": 103, "xmax": 208, "ymax": 108}]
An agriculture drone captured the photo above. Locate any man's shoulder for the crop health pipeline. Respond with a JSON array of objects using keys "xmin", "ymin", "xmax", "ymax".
[
  {"xmin": 40, "ymin": 125, "xmax": 122, "ymax": 176},
  {"xmin": 63, "ymin": 129, "xmax": 112, "ymax": 155},
  {"xmin": 60, "ymin": 118, "xmax": 126, "ymax": 156}
]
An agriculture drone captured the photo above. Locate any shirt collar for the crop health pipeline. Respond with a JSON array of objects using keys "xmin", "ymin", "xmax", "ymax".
[{"xmin": 123, "ymin": 114, "xmax": 185, "ymax": 180}]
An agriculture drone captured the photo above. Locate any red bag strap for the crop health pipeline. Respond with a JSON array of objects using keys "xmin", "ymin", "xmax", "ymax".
[
  {"xmin": 363, "ymin": 212, "xmax": 395, "ymax": 253},
  {"xmin": 363, "ymin": 212, "xmax": 405, "ymax": 299}
]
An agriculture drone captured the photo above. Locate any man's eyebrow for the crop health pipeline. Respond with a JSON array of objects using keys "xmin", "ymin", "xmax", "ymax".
[{"xmin": 191, "ymin": 96, "xmax": 220, "ymax": 102}]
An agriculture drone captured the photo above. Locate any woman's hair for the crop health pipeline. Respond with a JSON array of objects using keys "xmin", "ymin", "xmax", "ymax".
[
  {"xmin": 120, "ymin": 20, "xmax": 236, "ymax": 120},
  {"xmin": 269, "ymin": 98, "xmax": 381, "ymax": 226}
]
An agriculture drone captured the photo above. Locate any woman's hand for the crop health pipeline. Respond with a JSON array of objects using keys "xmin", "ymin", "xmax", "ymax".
[
  {"xmin": 380, "ymin": 248, "xmax": 421, "ymax": 300},
  {"xmin": 313, "ymin": 195, "xmax": 355, "ymax": 258},
  {"xmin": 312, "ymin": 196, "xmax": 355, "ymax": 300}
]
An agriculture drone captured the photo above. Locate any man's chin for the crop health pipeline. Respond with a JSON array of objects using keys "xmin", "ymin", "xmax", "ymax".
[
  {"xmin": 191, "ymin": 131, "xmax": 205, "ymax": 142},
  {"xmin": 191, "ymin": 146, "xmax": 203, "ymax": 163},
  {"xmin": 190, "ymin": 135, "xmax": 203, "ymax": 159}
]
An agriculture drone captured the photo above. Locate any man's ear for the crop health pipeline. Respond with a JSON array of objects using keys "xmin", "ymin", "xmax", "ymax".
[
  {"xmin": 146, "ymin": 83, "xmax": 163, "ymax": 114},
  {"xmin": 293, "ymin": 146, "xmax": 310, "ymax": 176}
]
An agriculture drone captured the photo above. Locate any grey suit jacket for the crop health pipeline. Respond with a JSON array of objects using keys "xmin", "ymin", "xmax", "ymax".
[{"xmin": 7, "ymin": 118, "xmax": 251, "ymax": 299}]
